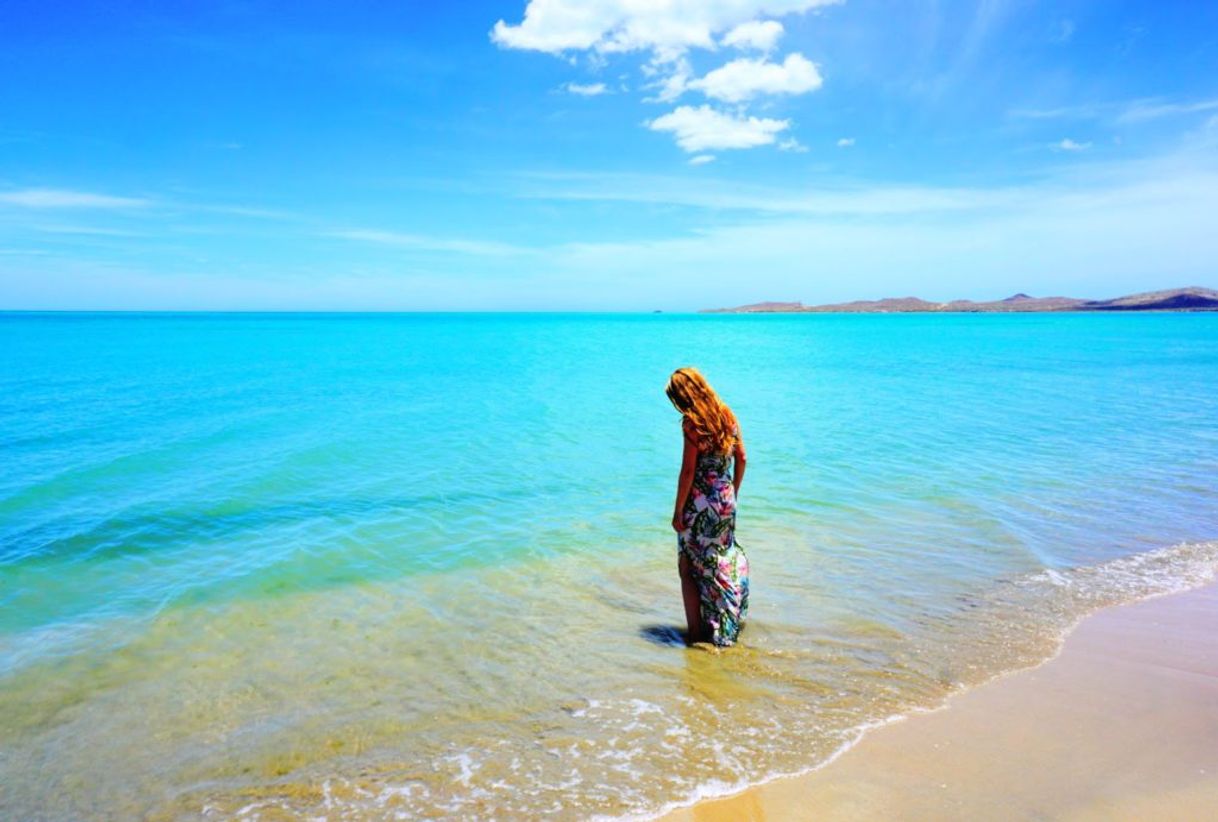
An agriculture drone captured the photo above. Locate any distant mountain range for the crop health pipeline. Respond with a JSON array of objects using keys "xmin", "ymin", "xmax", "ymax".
[{"xmin": 703, "ymin": 286, "xmax": 1218, "ymax": 314}]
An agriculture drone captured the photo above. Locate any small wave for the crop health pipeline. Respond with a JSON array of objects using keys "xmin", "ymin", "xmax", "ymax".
[
  {"xmin": 632, "ymin": 539, "xmax": 1218, "ymax": 821},
  {"xmin": 7, "ymin": 541, "xmax": 1218, "ymax": 821},
  {"xmin": 1010, "ymin": 540, "xmax": 1218, "ymax": 608}
]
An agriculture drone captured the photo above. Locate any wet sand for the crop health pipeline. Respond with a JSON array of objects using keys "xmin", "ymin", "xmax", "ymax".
[{"xmin": 662, "ymin": 583, "xmax": 1218, "ymax": 821}]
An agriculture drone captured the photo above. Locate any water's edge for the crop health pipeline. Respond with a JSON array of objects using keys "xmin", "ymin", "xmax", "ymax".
[{"xmin": 636, "ymin": 540, "xmax": 1218, "ymax": 821}]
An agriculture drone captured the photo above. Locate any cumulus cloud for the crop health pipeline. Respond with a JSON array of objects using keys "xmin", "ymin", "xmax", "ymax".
[
  {"xmin": 564, "ymin": 81, "xmax": 608, "ymax": 96},
  {"xmin": 1055, "ymin": 138, "xmax": 1091, "ymax": 152},
  {"xmin": 642, "ymin": 56, "xmax": 693, "ymax": 102},
  {"xmin": 837, "ymin": 137, "xmax": 855, "ymax": 147},
  {"xmin": 721, "ymin": 20, "xmax": 784, "ymax": 52},
  {"xmin": 493, "ymin": 1, "xmax": 838, "ymax": 154},
  {"xmin": 688, "ymin": 53, "xmax": 821, "ymax": 103},
  {"xmin": 0, "ymin": 188, "xmax": 149, "ymax": 208},
  {"xmin": 492, "ymin": 0, "xmax": 839, "ymax": 59},
  {"xmin": 689, "ymin": 154, "xmax": 716, "ymax": 165},
  {"xmin": 647, "ymin": 105, "xmax": 789, "ymax": 152}
]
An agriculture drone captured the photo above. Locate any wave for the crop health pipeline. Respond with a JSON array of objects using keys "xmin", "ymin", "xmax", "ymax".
[{"xmin": 635, "ymin": 539, "xmax": 1218, "ymax": 820}]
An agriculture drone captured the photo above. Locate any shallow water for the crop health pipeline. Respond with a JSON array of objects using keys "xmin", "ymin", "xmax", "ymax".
[{"xmin": 1, "ymin": 312, "xmax": 1216, "ymax": 819}]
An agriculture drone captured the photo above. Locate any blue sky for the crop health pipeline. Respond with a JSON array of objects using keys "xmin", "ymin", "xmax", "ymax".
[{"xmin": 2, "ymin": 0, "xmax": 1217, "ymax": 310}]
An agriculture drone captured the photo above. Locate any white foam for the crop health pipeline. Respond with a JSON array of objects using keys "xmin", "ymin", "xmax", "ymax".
[
  {"xmin": 623, "ymin": 540, "xmax": 1218, "ymax": 821},
  {"xmin": 192, "ymin": 540, "xmax": 1218, "ymax": 822}
]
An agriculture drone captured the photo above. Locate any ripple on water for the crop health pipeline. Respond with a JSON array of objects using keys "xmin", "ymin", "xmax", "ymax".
[
  {"xmin": 2, "ymin": 538, "xmax": 1215, "ymax": 820},
  {"xmin": 2, "ymin": 312, "xmax": 1217, "ymax": 818}
]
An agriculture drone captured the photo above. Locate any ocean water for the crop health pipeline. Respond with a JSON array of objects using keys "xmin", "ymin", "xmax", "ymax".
[{"xmin": 1, "ymin": 311, "xmax": 1216, "ymax": 819}]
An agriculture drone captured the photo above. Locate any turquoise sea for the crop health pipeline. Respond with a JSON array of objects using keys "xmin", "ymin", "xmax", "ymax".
[{"xmin": 2, "ymin": 312, "xmax": 1217, "ymax": 819}]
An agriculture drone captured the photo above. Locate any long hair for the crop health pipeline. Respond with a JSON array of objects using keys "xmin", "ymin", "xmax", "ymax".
[{"xmin": 665, "ymin": 367, "xmax": 738, "ymax": 455}]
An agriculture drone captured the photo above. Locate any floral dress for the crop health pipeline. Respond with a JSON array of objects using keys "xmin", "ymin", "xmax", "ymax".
[{"xmin": 679, "ymin": 436, "xmax": 749, "ymax": 646}]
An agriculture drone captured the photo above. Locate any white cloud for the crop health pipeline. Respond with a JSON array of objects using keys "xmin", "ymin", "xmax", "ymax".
[
  {"xmin": 1055, "ymin": 138, "xmax": 1091, "ymax": 152},
  {"xmin": 31, "ymin": 224, "xmax": 142, "ymax": 237},
  {"xmin": 564, "ymin": 81, "xmax": 608, "ymax": 96},
  {"xmin": 1008, "ymin": 103, "xmax": 1105, "ymax": 120},
  {"xmin": 328, "ymin": 229, "xmax": 526, "ymax": 257},
  {"xmin": 519, "ymin": 134, "xmax": 1218, "ymax": 220},
  {"xmin": 12, "ymin": 146, "xmax": 1217, "ymax": 310},
  {"xmin": 689, "ymin": 154, "xmax": 716, "ymax": 165},
  {"xmin": 518, "ymin": 170, "xmax": 1029, "ymax": 215},
  {"xmin": 1012, "ymin": 97, "xmax": 1218, "ymax": 126},
  {"xmin": 491, "ymin": 1, "xmax": 839, "ymax": 59},
  {"xmin": 647, "ymin": 105, "xmax": 789, "ymax": 152},
  {"xmin": 532, "ymin": 150, "xmax": 1218, "ymax": 308},
  {"xmin": 837, "ymin": 137, "xmax": 855, "ymax": 147},
  {"xmin": 721, "ymin": 20, "xmax": 784, "ymax": 52},
  {"xmin": 688, "ymin": 53, "xmax": 822, "ymax": 103},
  {"xmin": 0, "ymin": 188, "xmax": 149, "ymax": 209},
  {"xmin": 493, "ymin": 1, "xmax": 838, "ymax": 155},
  {"xmin": 1117, "ymin": 98, "xmax": 1218, "ymax": 124},
  {"xmin": 642, "ymin": 56, "xmax": 692, "ymax": 102},
  {"xmin": 778, "ymin": 138, "xmax": 808, "ymax": 152}
]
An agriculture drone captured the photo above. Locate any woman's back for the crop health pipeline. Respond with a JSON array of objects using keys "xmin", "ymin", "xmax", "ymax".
[{"xmin": 672, "ymin": 391, "xmax": 748, "ymax": 647}]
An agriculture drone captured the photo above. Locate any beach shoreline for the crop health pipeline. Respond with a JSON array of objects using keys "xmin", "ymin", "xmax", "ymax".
[{"xmin": 659, "ymin": 581, "xmax": 1218, "ymax": 821}]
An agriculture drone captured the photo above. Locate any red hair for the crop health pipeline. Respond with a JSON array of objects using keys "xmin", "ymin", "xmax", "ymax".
[{"xmin": 665, "ymin": 367, "xmax": 738, "ymax": 454}]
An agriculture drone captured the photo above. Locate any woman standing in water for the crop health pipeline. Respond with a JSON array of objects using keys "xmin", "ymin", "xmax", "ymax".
[{"xmin": 666, "ymin": 367, "xmax": 749, "ymax": 646}]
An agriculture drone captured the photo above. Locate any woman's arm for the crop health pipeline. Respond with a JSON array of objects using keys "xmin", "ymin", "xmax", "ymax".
[
  {"xmin": 732, "ymin": 431, "xmax": 747, "ymax": 497},
  {"xmin": 672, "ymin": 421, "xmax": 698, "ymax": 532}
]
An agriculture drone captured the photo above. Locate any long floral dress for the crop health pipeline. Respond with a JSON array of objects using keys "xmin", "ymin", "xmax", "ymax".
[{"xmin": 679, "ymin": 441, "xmax": 749, "ymax": 646}]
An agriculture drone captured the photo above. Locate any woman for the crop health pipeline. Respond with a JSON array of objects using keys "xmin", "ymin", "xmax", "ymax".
[{"xmin": 666, "ymin": 367, "xmax": 749, "ymax": 647}]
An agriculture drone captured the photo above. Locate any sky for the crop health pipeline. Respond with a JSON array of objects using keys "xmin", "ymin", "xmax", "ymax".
[{"xmin": 2, "ymin": 0, "xmax": 1217, "ymax": 311}]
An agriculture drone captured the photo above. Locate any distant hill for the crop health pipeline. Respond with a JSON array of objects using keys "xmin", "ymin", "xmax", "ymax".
[
  {"xmin": 703, "ymin": 287, "xmax": 1218, "ymax": 314},
  {"xmin": 1080, "ymin": 286, "xmax": 1218, "ymax": 311}
]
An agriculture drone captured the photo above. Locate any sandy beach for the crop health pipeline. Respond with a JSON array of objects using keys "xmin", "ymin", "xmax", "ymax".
[{"xmin": 663, "ymin": 582, "xmax": 1218, "ymax": 821}]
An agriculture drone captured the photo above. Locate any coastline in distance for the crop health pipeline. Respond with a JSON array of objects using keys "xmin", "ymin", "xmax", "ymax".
[{"xmin": 703, "ymin": 286, "xmax": 1218, "ymax": 314}]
